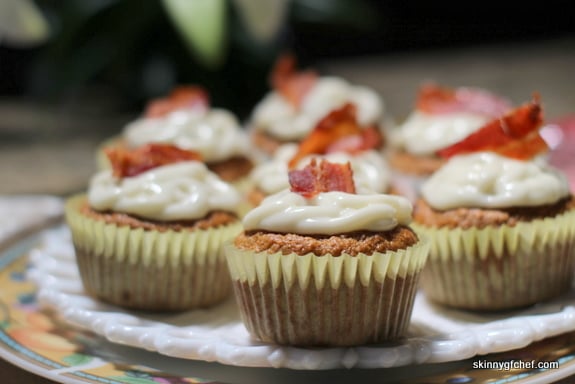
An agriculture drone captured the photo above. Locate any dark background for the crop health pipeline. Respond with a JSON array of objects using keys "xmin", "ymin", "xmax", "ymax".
[{"xmin": 2, "ymin": 0, "xmax": 574, "ymax": 119}]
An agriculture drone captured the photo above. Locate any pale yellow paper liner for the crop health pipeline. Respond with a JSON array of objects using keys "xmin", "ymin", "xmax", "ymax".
[
  {"xmin": 224, "ymin": 239, "xmax": 429, "ymax": 346},
  {"xmin": 65, "ymin": 195, "xmax": 242, "ymax": 311},
  {"xmin": 412, "ymin": 208, "xmax": 575, "ymax": 311}
]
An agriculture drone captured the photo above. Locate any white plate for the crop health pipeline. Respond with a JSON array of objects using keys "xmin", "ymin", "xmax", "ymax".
[{"xmin": 27, "ymin": 225, "xmax": 575, "ymax": 370}]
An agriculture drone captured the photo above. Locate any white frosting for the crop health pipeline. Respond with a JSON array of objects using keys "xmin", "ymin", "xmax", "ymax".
[
  {"xmin": 421, "ymin": 152, "xmax": 571, "ymax": 210},
  {"xmin": 243, "ymin": 189, "xmax": 412, "ymax": 234},
  {"xmin": 251, "ymin": 77, "xmax": 384, "ymax": 141},
  {"xmin": 250, "ymin": 144, "xmax": 391, "ymax": 195},
  {"xmin": 394, "ymin": 111, "xmax": 490, "ymax": 156},
  {"xmin": 123, "ymin": 108, "xmax": 250, "ymax": 162},
  {"xmin": 88, "ymin": 161, "xmax": 241, "ymax": 221},
  {"xmin": 249, "ymin": 144, "xmax": 297, "ymax": 195}
]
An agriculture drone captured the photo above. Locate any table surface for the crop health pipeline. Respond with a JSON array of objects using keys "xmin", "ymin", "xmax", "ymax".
[{"xmin": 1, "ymin": 35, "xmax": 575, "ymax": 383}]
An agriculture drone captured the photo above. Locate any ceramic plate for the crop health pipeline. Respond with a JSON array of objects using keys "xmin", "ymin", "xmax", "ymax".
[
  {"xmin": 28, "ymin": 225, "xmax": 575, "ymax": 371},
  {"xmin": 3, "ymin": 197, "xmax": 575, "ymax": 383}
]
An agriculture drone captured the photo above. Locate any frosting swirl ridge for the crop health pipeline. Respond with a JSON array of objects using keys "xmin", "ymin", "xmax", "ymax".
[
  {"xmin": 421, "ymin": 152, "xmax": 570, "ymax": 210},
  {"xmin": 89, "ymin": 161, "xmax": 241, "ymax": 221},
  {"xmin": 250, "ymin": 145, "xmax": 391, "ymax": 195},
  {"xmin": 394, "ymin": 111, "xmax": 489, "ymax": 155},
  {"xmin": 123, "ymin": 108, "xmax": 250, "ymax": 162},
  {"xmin": 252, "ymin": 77, "xmax": 384, "ymax": 141},
  {"xmin": 243, "ymin": 189, "xmax": 412, "ymax": 235}
]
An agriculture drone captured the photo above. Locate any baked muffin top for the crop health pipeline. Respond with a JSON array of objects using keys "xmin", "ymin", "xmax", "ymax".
[
  {"xmin": 239, "ymin": 158, "xmax": 417, "ymax": 255},
  {"xmin": 250, "ymin": 55, "xmax": 386, "ymax": 143},
  {"xmin": 89, "ymin": 144, "xmax": 242, "ymax": 222},
  {"xmin": 390, "ymin": 83, "xmax": 511, "ymax": 156},
  {"xmin": 121, "ymin": 86, "xmax": 252, "ymax": 163},
  {"xmin": 414, "ymin": 96, "xmax": 572, "ymax": 228},
  {"xmin": 235, "ymin": 227, "xmax": 418, "ymax": 256}
]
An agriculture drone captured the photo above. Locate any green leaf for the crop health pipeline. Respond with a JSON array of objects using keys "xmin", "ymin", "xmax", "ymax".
[
  {"xmin": 110, "ymin": 376, "xmax": 157, "ymax": 384},
  {"xmin": 231, "ymin": 0, "xmax": 290, "ymax": 44},
  {"xmin": 162, "ymin": 0, "xmax": 228, "ymax": 69},
  {"xmin": 62, "ymin": 353, "xmax": 93, "ymax": 366},
  {"xmin": 292, "ymin": 0, "xmax": 379, "ymax": 31},
  {"xmin": 0, "ymin": 0, "xmax": 50, "ymax": 46}
]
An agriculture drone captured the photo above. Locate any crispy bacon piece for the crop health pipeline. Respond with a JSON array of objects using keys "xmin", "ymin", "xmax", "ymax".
[
  {"xmin": 288, "ymin": 103, "xmax": 382, "ymax": 168},
  {"xmin": 437, "ymin": 96, "xmax": 548, "ymax": 160},
  {"xmin": 270, "ymin": 53, "xmax": 317, "ymax": 108},
  {"xmin": 416, "ymin": 83, "xmax": 512, "ymax": 117},
  {"xmin": 492, "ymin": 132, "xmax": 549, "ymax": 160},
  {"xmin": 106, "ymin": 143, "xmax": 202, "ymax": 178},
  {"xmin": 145, "ymin": 86, "xmax": 209, "ymax": 118},
  {"xmin": 326, "ymin": 125, "xmax": 383, "ymax": 154},
  {"xmin": 289, "ymin": 159, "xmax": 356, "ymax": 198}
]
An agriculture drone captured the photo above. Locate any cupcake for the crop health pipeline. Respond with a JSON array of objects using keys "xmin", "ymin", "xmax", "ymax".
[
  {"xmin": 247, "ymin": 103, "xmax": 392, "ymax": 206},
  {"xmin": 412, "ymin": 97, "xmax": 575, "ymax": 311},
  {"xmin": 98, "ymin": 85, "xmax": 255, "ymax": 186},
  {"xmin": 225, "ymin": 159, "xmax": 429, "ymax": 346},
  {"xmin": 387, "ymin": 83, "xmax": 512, "ymax": 200},
  {"xmin": 66, "ymin": 143, "xmax": 243, "ymax": 311},
  {"xmin": 249, "ymin": 54, "xmax": 388, "ymax": 157}
]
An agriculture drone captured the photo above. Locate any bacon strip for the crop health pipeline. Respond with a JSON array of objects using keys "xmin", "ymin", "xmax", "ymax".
[
  {"xmin": 106, "ymin": 143, "xmax": 202, "ymax": 178},
  {"xmin": 270, "ymin": 53, "xmax": 317, "ymax": 109},
  {"xmin": 417, "ymin": 83, "xmax": 512, "ymax": 117},
  {"xmin": 289, "ymin": 159, "xmax": 356, "ymax": 199},
  {"xmin": 145, "ymin": 86, "xmax": 209, "ymax": 118},
  {"xmin": 437, "ymin": 96, "xmax": 548, "ymax": 160},
  {"xmin": 288, "ymin": 103, "xmax": 382, "ymax": 168}
]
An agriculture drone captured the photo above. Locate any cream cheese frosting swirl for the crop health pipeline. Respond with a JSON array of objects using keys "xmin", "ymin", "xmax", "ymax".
[
  {"xmin": 421, "ymin": 152, "xmax": 570, "ymax": 210},
  {"xmin": 243, "ymin": 189, "xmax": 412, "ymax": 235},
  {"xmin": 394, "ymin": 111, "xmax": 489, "ymax": 156},
  {"xmin": 251, "ymin": 77, "xmax": 384, "ymax": 141},
  {"xmin": 123, "ymin": 108, "xmax": 250, "ymax": 162},
  {"xmin": 250, "ymin": 144, "xmax": 391, "ymax": 195},
  {"xmin": 88, "ymin": 161, "xmax": 241, "ymax": 221}
]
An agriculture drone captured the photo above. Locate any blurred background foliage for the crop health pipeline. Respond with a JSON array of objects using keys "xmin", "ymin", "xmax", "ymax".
[
  {"xmin": 3, "ymin": 0, "xmax": 381, "ymax": 119},
  {"xmin": 2, "ymin": 0, "xmax": 573, "ymax": 121}
]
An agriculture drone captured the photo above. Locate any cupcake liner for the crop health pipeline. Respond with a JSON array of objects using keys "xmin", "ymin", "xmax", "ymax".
[
  {"xmin": 66, "ymin": 195, "xmax": 242, "ymax": 311},
  {"xmin": 225, "ymin": 240, "xmax": 429, "ymax": 346},
  {"xmin": 413, "ymin": 208, "xmax": 575, "ymax": 310}
]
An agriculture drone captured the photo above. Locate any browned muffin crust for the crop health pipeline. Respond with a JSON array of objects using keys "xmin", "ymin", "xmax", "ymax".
[
  {"xmin": 250, "ymin": 128, "xmax": 291, "ymax": 156},
  {"xmin": 388, "ymin": 149, "xmax": 446, "ymax": 176},
  {"xmin": 79, "ymin": 199, "xmax": 238, "ymax": 231},
  {"xmin": 234, "ymin": 225, "xmax": 419, "ymax": 256},
  {"xmin": 246, "ymin": 186, "xmax": 266, "ymax": 207},
  {"xmin": 207, "ymin": 155, "xmax": 254, "ymax": 182},
  {"xmin": 414, "ymin": 195, "xmax": 575, "ymax": 229}
]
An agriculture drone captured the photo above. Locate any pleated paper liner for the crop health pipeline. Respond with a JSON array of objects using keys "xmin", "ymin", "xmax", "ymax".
[
  {"xmin": 412, "ymin": 207, "xmax": 575, "ymax": 311},
  {"xmin": 65, "ymin": 195, "xmax": 242, "ymax": 311},
  {"xmin": 225, "ymin": 239, "xmax": 429, "ymax": 346}
]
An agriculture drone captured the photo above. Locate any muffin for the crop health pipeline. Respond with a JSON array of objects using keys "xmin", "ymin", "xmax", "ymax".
[
  {"xmin": 249, "ymin": 54, "xmax": 389, "ymax": 157},
  {"xmin": 225, "ymin": 159, "xmax": 429, "ymax": 346},
  {"xmin": 66, "ymin": 144, "xmax": 243, "ymax": 311},
  {"xmin": 247, "ymin": 103, "xmax": 392, "ymax": 206},
  {"xmin": 387, "ymin": 82, "xmax": 512, "ymax": 200},
  {"xmin": 412, "ymin": 98, "xmax": 575, "ymax": 311},
  {"xmin": 98, "ymin": 85, "xmax": 255, "ymax": 186}
]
